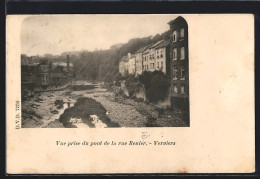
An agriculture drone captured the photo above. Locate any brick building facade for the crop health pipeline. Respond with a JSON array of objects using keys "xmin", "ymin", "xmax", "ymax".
[
  {"xmin": 168, "ymin": 16, "xmax": 189, "ymax": 112},
  {"xmin": 117, "ymin": 16, "xmax": 189, "ymax": 113}
]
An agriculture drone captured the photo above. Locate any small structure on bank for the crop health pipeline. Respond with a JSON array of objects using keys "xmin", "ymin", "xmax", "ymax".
[{"xmin": 21, "ymin": 55, "xmax": 74, "ymax": 100}]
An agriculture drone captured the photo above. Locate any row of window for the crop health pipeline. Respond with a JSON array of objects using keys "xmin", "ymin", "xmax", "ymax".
[
  {"xmin": 173, "ymin": 28, "xmax": 185, "ymax": 42},
  {"xmin": 143, "ymin": 50, "xmax": 164, "ymax": 61},
  {"xmin": 143, "ymin": 64, "xmax": 149, "ymax": 70},
  {"xmin": 156, "ymin": 51, "xmax": 164, "ymax": 59},
  {"xmin": 143, "ymin": 55, "xmax": 165, "ymax": 61},
  {"xmin": 173, "ymin": 84, "xmax": 186, "ymax": 94},
  {"xmin": 172, "ymin": 65, "xmax": 186, "ymax": 80},
  {"xmin": 157, "ymin": 61, "xmax": 164, "ymax": 68},
  {"xmin": 143, "ymin": 54, "xmax": 154, "ymax": 61},
  {"xmin": 173, "ymin": 47, "xmax": 185, "ymax": 60},
  {"xmin": 143, "ymin": 61, "xmax": 164, "ymax": 71}
]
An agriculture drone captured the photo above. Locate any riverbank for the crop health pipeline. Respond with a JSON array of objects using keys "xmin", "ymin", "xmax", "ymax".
[{"xmin": 22, "ymin": 81, "xmax": 189, "ymax": 128}]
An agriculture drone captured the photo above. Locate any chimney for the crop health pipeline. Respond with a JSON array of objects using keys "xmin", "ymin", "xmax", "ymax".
[{"xmin": 67, "ymin": 55, "xmax": 70, "ymax": 71}]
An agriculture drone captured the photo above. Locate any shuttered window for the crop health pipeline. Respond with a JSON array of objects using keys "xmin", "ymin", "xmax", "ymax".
[
  {"xmin": 180, "ymin": 47, "xmax": 185, "ymax": 60},
  {"xmin": 173, "ymin": 48, "xmax": 177, "ymax": 60},
  {"xmin": 180, "ymin": 28, "xmax": 185, "ymax": 38}
]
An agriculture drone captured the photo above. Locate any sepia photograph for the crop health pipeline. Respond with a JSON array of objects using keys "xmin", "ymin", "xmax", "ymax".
[
  {"xmin": 6, "ymin": 14, "xmax": 254, "ymax": 174},
  {"xmin": 21, "ymin": 15, "xmax": 190, "ymax": 128}
]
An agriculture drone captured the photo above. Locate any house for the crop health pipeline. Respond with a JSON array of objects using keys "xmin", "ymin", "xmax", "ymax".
[
  {"xmin": 128, "ymin": 54, "xmax": 136, "ymax": 75},
  {"xmin": 134, "ymin": 45, "xmax": 150, "ymax": 76},
  {"xmin": 142, "ymin": 40, "xmax": 164, "ymax": 73},
  {"xmin": 21, "ymin": 54, "xmax": 74, "ymax": 97},
  {"xmin": 168, "ymin": 16, "xmax": 189, "ymax": 111},
  {"xmin": 154, "ymin": 40, "xmax": 171, "ymax": 76},
  {"xmin": 119, "ymin": 55, "xmax": 129, "ymax": 76},
  {"xmin": 142, "ymin": 46, "xmax": 150, "ymax": 72}
]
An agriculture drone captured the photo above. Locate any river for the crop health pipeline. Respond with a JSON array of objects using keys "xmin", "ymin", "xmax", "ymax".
[{"xmin": 22, "ymin": 81, "xmax": 188, "ymax": 128}]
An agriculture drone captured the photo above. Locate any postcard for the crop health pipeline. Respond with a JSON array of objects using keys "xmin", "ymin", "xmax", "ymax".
[{"xmin": 6, "ymin": 14, "xmax": 255, "ymax": 174}]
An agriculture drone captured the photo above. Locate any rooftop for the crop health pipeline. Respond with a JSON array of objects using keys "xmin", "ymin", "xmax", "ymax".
[
  {"xmin": 120, "ymin": 55, "xmax": 129, "ymax": 62},
  {"xmin": 167, "ymin": 16, "xmax": 187, "ymax": 25},
  {"xmin": 149, "ymin": 40, "xmax": 164, "ymax": 49},
  {"xmin": 134, "ymin": 45, "xmax": 151, "ymax": 54},
  {"xmin": 155, "ymin": 40, "xmax": 170, "ymax": 49}
]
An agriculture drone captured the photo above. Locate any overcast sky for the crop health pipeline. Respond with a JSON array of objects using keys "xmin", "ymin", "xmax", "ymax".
[{"xmin": 21, "ymin": 14, "xmax": 178, "ymax": 56}]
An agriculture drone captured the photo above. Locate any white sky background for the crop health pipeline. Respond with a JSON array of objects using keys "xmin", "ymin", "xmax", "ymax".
[{"xmin": 21, "ymin": 14, "xmax": 178, "ymax": 56}]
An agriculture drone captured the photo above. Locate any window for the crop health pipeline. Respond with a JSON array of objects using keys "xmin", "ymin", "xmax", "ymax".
[
  {"xmin": 180, "ymin": 66, "xmax": 185, "ymax": 80},
  {"xmin": 173, "ymin": 85, "xmax": 178, "ymax": 93},
  {"xmin": 180, "ymin": 28, "xmax": 185, "ymax": 38},
  {"xmin": 147, "ymin": 65, "xmax": 149, "ymax": 70},
  {"xmin": 150, "ymin": 55, "xmax": 151, "ymax": 59},
  {"xmin": 181, "ymin": 85, "xmax": 185, "ymax": 94},
  {"xmin": 180, "ymin": 47, "xmax": 185, "ymax": 60},
  {"xmin": 160, "ymin": 50, "xmax": 163, "ymax": 58},
  {"xmin": 173, "ymin": 66, "xmax": 177, "ymax": 80},
  {"xmin": 161, "ymin": 62, "xmax": 163, "ymax": 68},
  {"xmin": 153, "ymin": 54, "xmax": 155, "ymax": 59},
  {"xmin": 173, "ymin": 48, "xmax": 177, "ymax": 60},
  {"xmin": 173, "ymin": 30, "xmax": 177, "ymax": 42},
  {"xmin": 157, "ymin": 62, "xmax": 159, "ymax": 68}
]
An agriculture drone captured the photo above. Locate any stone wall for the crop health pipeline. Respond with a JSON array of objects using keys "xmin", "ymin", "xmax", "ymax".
[{"xmin": 119, "ymin": 80, "xmax": 171, "ymax": 109}]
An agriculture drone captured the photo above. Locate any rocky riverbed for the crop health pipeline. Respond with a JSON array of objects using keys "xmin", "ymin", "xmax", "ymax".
[{"xmin": 22, "ymin": 81, "xmax": 189, "ymax": 128}]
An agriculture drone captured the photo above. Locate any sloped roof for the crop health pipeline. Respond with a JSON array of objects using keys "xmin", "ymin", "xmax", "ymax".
[
  {"xmin": 134, "ymin": 45, "xmax": 151, "ymax": 54},
  {"xmin": 167, "ymin": 16, "xmax": 187, "ymax": 25},
  {"xmin": 155, "ymin": 40, "xmax": 170, "ymax": 49},
  {"xmin": 149, "ymin": 40, "xmax": 164, "ymax": 49},
  {"xmin": 120, "ymin": 55, "xmax": 129, "ymax": 62},
  {"xmin": 129, "ymin": 54, "xmax": 136, "ymax": 59}
]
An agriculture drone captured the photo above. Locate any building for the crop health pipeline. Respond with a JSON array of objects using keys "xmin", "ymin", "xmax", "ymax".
[
  {"xmin": 142, "ymin": 40, "xmax": 164, "ymax": 73},
  {"xmin": 134, "ymin": 46, "xmax": 150, "ymax": 76},
  {"xmin": 118, "ymin": 53, "xmax": 135, "ymax": 76},
  {"xmin": 168, "ymin": 16, "xmax": 189, "ymax": 111},
  {"xmin": 119, "ymin": 55, "xmax": 129, "ymax": 75},
  {"xmin": 21, "ymin": 54, "xmax": 74, "ymax": 99},
  {"xmin": 154, "ymin": 40, "xmax": 171, "ymax": 76},
  {"xmin": 128, "ymin": 54, "xmax": 136, "ymax": 75},
  {"xmin": 142, "ymin": 46, "xmax": 150, "ymax": 72}
]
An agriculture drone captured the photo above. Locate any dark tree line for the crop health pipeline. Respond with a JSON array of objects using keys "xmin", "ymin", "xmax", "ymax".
[{"xmin": 37, "ymin": 30, "xmax": 171, "ymax": 83}]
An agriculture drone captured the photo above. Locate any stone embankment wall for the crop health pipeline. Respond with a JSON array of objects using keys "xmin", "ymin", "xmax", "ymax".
[{"xmin": 117, "ymin": 80, "xmax": 171, "ymax": 109}]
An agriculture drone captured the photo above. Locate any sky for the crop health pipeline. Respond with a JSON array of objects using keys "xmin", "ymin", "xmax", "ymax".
[{"xmin": 21, "ymin": 14, "xmax": 178, "ymax": 56}]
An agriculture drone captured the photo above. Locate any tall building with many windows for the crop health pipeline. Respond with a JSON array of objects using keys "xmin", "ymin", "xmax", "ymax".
[
  {"xmin": 134, "ymin": 45, "xmax": 150, "ymax": 76},
  {"xmin": 142, "ymin": 41, "xmax": 164, "ymax": 73},
  {"xmin": 154, "ymin": 40, "xmax": 170, "ymax": 76},
  {"xmin": 168, "ymin": 16, "xmax": 189, "ymax": 112}
]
